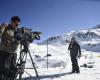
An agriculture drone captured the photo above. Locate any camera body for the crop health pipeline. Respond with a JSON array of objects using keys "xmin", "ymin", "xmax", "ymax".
[{"xmin": 14, "ymin": 27, "xmax": 42, "ymax": 43}]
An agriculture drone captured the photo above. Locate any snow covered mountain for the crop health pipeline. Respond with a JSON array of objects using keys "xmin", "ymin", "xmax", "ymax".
[{"xmin": 39, "ymin": 24, "xmax": 100, "ymax": 52}]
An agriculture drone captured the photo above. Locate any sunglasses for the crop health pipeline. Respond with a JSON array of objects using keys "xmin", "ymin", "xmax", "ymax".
[{"xmin": 15, "ymin": 23, "xmax": 20, "ymax": 26}]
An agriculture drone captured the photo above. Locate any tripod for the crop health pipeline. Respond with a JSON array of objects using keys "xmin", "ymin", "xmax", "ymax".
[{"xmin": 16, "ymin": 42, "xmax": 40, "ymax": 80}]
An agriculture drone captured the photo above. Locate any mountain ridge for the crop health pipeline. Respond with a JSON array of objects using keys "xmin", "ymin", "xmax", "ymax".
[{"xmin": 38, "ymin": 24, "xmax": 100, "ymax": 52}]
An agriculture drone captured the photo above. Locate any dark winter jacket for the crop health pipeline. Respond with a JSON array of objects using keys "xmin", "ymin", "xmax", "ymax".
[{"xmin": 68, "ymin": 41, "xmax": 81, "ymax": 57}]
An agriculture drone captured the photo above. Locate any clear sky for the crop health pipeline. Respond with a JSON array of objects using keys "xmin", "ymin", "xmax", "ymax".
[{"xmin": 0, "ymin": 0, "xmax": 100, "ymax": 42}]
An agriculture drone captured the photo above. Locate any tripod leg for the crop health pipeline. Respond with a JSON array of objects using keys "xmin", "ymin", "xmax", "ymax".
[
  {"xmin": 19, "ymin": 74, "xmax": 23, "ymax": 80},
  {"xmin": 28, "ymin": 51, "xmax": 40, "ymax": 80},
  {"xmin": 17, "ymin": 52, "xmax": 26, "ymax": 80}
]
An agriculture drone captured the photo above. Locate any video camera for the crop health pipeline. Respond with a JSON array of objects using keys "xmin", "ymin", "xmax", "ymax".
[
  {"xmin": 14, "ymin": 27, "xmax": 42, "ymax": 51},
  {"xmin": 14, "ymin": 27, "xmax": 42, "ymax": 42}
]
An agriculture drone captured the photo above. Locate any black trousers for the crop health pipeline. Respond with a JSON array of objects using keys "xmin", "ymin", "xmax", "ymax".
[
  {"xmin": 0, "ymin": 51, "xmax": 17, "ymax": 80},
  {"xmin": 70, "ymin": 55, "xmax": 80, "ymax": 72}
]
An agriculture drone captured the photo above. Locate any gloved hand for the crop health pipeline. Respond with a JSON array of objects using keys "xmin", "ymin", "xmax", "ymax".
[{"xmin": 0, "ymin": 23, "xmax": 8, "ymax": 38}]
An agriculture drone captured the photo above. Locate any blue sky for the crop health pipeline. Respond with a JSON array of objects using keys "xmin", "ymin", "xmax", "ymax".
[{"xmin": 0, "ymin": 0, "xmax": 100, "ymax": 42}]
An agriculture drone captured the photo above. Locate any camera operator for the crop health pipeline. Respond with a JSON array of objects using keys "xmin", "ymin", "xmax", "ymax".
[{"xmin": 0, "ymin": 16, "xmax": 21, "ymax": 80}]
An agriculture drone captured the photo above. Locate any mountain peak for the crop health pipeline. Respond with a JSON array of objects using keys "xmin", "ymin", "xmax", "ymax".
[{"xmin": 92, "ymin": 24, "xmax": 100, "ymax": 29}]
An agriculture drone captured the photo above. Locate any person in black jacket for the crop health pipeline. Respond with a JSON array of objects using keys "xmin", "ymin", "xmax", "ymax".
[{"xmin": 68, "ymin": 37, "xmax": 81, "ymax": 73}]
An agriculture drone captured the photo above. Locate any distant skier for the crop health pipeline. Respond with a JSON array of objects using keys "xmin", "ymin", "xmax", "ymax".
[{"xmin": 68, "ymin": 37, "xmax": 81, "ymax": 73}]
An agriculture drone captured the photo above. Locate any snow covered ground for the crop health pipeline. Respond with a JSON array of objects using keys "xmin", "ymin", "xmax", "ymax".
[{"xmin": 18, "ymin": 44, "xmax": 100, "ymax": 80}]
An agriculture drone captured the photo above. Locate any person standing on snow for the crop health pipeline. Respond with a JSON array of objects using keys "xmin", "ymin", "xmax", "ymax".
[{"xmin": 68, "ymin": 37, "xmax": 81, "ymax": 73}]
